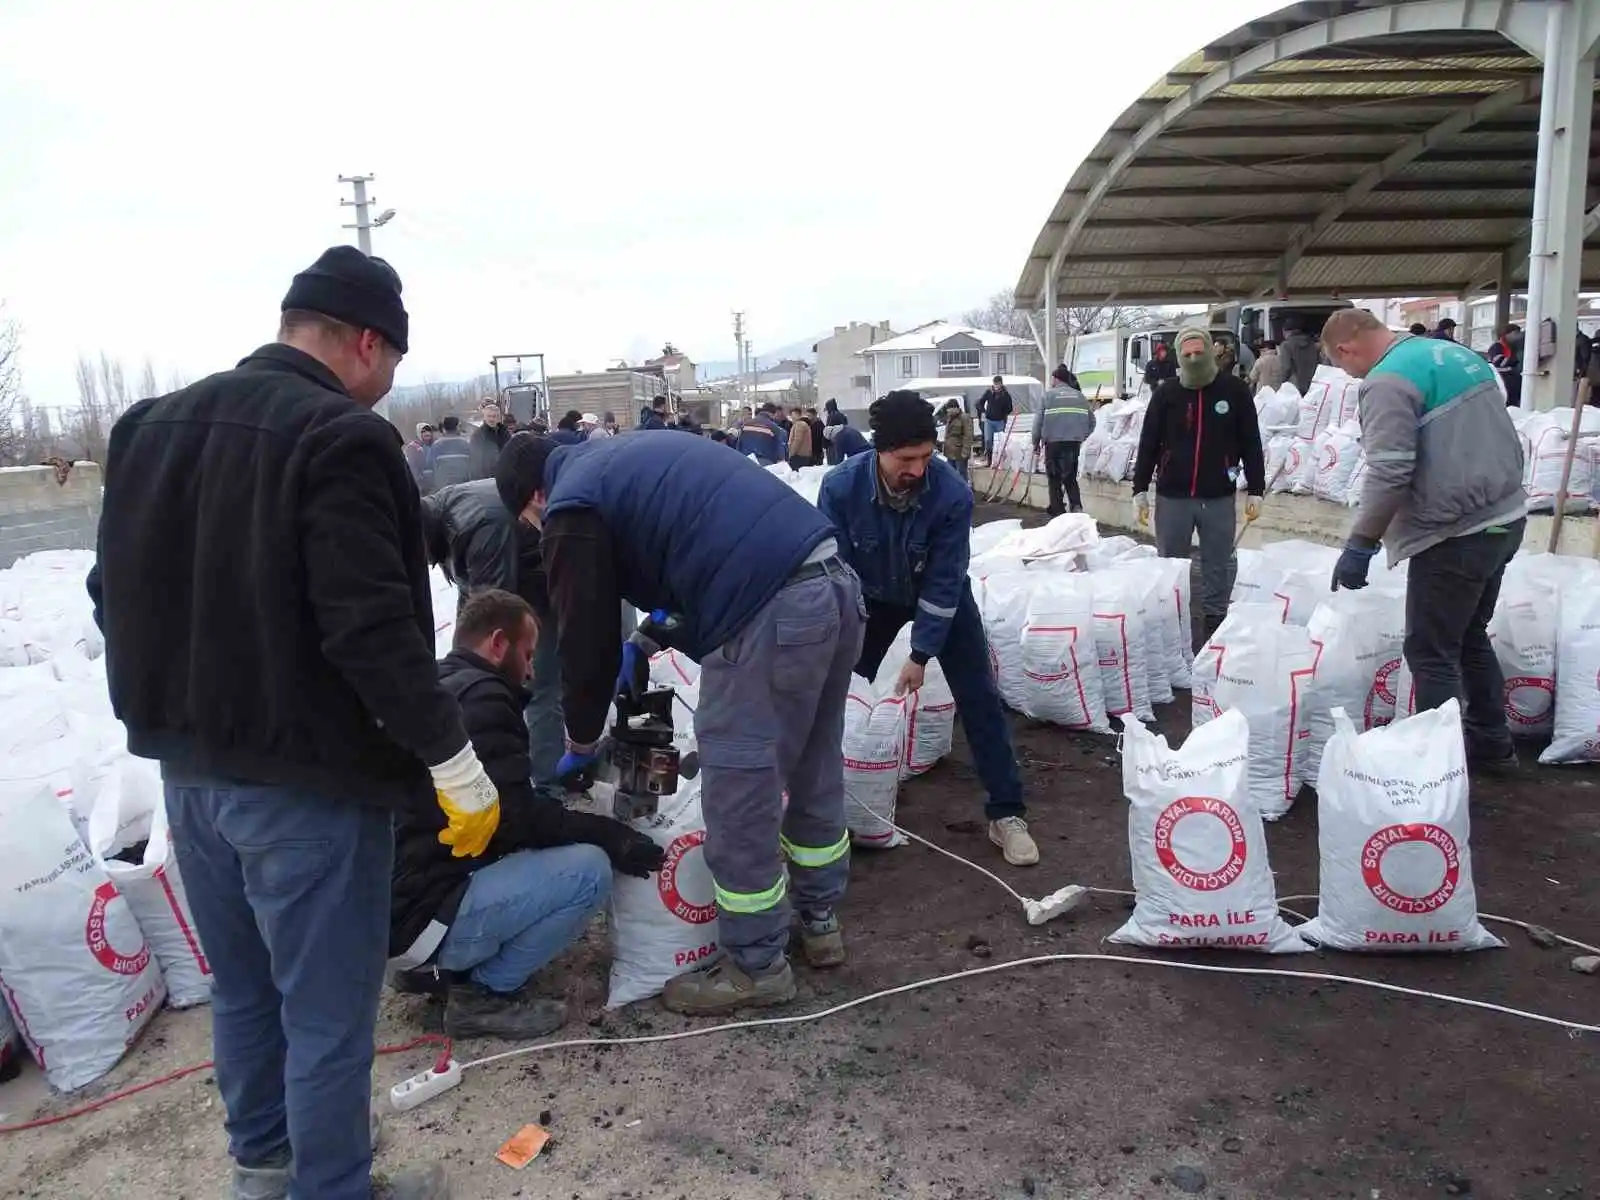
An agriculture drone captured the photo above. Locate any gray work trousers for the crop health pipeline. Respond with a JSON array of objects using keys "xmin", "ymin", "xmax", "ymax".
[
  {"xmin": 694, "ymin": 560, "xmax": 866, "ymax": 974},
  {"xmin": 1154, "ymin": 493, "xmax": 1237, "ymax": 618}
]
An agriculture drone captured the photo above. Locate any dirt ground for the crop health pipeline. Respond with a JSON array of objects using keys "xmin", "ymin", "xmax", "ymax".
[{"xmin": 1, "ymin": 500, "xmax": 1597, "ymax": 1199}]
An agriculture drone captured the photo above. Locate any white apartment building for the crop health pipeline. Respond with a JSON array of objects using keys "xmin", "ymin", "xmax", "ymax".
[
  {"xmin": 814, "ymin": 321, "xmax": 896, "ymax": 423},
  {"xmin": 857, "ymin": 322, "xmax": 1037, "ymax": 403}
]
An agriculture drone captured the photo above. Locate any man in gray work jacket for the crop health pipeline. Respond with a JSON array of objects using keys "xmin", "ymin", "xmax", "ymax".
[
  {"xmin": 1321, "ymin": 309, "xmax": 1528, "ymax": 771},
  {"xmin": 1033, "ymin": 365, "xmax": 1093, "ymax": 515}
]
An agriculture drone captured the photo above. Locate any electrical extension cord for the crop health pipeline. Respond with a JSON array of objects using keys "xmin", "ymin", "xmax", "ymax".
[{"xmin": 389, "ymin": 1059, "xmax": 462, "ymax": 1112}]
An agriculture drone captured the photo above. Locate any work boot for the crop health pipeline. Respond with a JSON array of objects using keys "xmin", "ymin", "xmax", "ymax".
[
  {"xmin": 230, "ymin": 1111, "xmax": 382, "ymax": 1200},
  {"xmin": 231, "ymin": 1162, "xmax": 289, "ymax": 1200},
  {"xmin": 662, "ymin": 957, "xmax": 796, "ymax": 1016},
  {"xmin": 443, "ymin": 982, "xmax": 568, "ymax": 1041},
  {"xmin": 989, "ymin": 816, "xmax": 1040, "ymax": 867},
  {"xmin": 372, "ymin": 1164, "xmax": 451, "ymax": 1199},
  {"xmin": 1468, "ymin": 745, "xmax": 1522, "ymax": 777},
  {"xmin": 389, "ymin": 964, "xmax": 449, "ymax": 996},
  {"xmin": 798, "ymin": 910, "xmax": 846, "ymax": 968}
]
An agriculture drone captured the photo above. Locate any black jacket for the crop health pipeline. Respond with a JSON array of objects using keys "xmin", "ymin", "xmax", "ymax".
[
  {"xmin": 984, "ymin": 387, "xmax": 1014, "ymax": 422},
  {"xmin": 468, "ymin": 422, "xmax": 510, "ymax": 480},
  {"xmin": 805, "ymin": 416, "xmax": 826, "ymax": 465},
  {"xmin": 389, "ymin": 650, "xmax": 635, "ymax": 961},
  {"xmin": 1132, "ymin": 372, "xmax": 1265, "ymax": 500},
  {"xmin": 87, "ymin": 344, "xmax": 466, "ymax": 809},
  {"xmin": 1143, "ymin": 354, "xmax": 1178, "ymax": 388}
]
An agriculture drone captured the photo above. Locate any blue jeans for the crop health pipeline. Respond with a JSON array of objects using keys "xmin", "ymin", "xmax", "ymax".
[
  {"xmin": 984, "ymin": 418, "xmax": 1006, "ymax": 458},
  {"xmin": 436, "ymin": 845, "xmax": 611, "ymax": 993},
  {"xmin": 855, "ymin": 584, "xmax": 1025, "ymax": 821},
  {"xmin": 524, "ymin": 622, "xmax": 565, "ymax": 784},
  {"xmin": 165, "ymin": 780, "xmax": 392, "ymax": 1200}
]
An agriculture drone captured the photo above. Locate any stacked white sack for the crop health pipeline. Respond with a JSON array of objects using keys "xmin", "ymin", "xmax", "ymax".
[
  {"xmin": 872, "ymin": 627, "xmax": 955, "ymax": 778},
  {"xmin": 1111, "ymin": 709, "xmax": 1307, "ymax": 953},
  {"xmin": 1312, "ymin": 421, "xmax": 1365, "ymax": 505},
  {"xmin": 1540, "ymin": 576, "xmax": 1600, "ymax": 763},
  {"xmin": 842, "ymin": 676, "xmax": 909, "ymax": 847},
  {"xmin": 1303, "ymin": 701, "xmax": 1502, "ymax": 952},
  {"xmin": 1191, "ymin": 604, "xmax": 1319, "ymax": 820},
  {"xmin": 1018, "ymin": 573, "xmax": 1107, "ymax": 731},
  {"xmin": 1301, "ymin": 589, "xmax": 1407, "ymax": 783},
  {"xmin": 1522, "ymin": 407, "xmax": 1600, "ymax": 513}
]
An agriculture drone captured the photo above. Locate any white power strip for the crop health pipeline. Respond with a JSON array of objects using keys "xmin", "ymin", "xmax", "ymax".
[{"xmin": 389, "ymin": 1060, "xmax": 462, "ymax": 1112}]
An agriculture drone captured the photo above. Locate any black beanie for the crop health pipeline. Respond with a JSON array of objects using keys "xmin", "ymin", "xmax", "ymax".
[
  {"xmin": 495, "ymin": 432, "xmax": 558, "ymax": 515},
  {"xmin": 869, "ymin": 390, "xmax": 938, "ymax": 452},
  {"xmin": 281, "ymin": 246, "xmax": 409, "ymax": 354}
]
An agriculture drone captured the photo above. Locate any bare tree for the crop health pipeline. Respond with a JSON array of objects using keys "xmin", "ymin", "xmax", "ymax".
[
  {"xmin": 0, "ymin": 306, "xmax": 22, "ymax": 465},
  {"xmin": 964, "ymin": 286, "xmax": 1168, "ymax": 347},
  {"xmin": 138, "ymin": 358, "xmax": 160, "ymax": 399}
]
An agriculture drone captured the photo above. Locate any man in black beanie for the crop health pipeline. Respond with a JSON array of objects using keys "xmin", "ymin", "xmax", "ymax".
[
  {"xmin": 494, "ymin": 431, "xmax": 866, "ymax": 1017},
  {"xmin": 87, "ymin": 246, "xmax": 484, "ymax": 1200},
  {"xmin": 818, "ymin": 391, "xmax": 1038, "ymax": 867}
]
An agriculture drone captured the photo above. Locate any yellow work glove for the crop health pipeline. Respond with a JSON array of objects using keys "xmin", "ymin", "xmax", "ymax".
[
  {"xmin": 429, "ymin": 744, "xmax": 501, "ymax": 858},
  {"xmin": 1244, "ymin": 496, "xmax": 1262, "ymax": 522},
  {"xmin": 1134, "ymin": 492, "xmax": 1150, "ymax": 530}
]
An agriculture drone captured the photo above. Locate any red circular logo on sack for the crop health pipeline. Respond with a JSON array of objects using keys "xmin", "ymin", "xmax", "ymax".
[
  {"xmin": 1153, "ymin": 797, "xmax": 1248, "ymax": 891},
  {"xmin": 1364, "ymin": 655, "xmax": 1402, "ymax": 727},
  {"xmin": 657, "ymin": 831, "xmax": 716, "ymax": 925},
  {"xmin": 1503, "ymin": 676, "xmax": 1555, "ymax": 726},
  {"xmin": 85, "ymin": 881, "xmax": 152, "ymax": 975},
  {"xmin": 1360, "ymin": 823, "xmax": 1460, "ymax": 914}
]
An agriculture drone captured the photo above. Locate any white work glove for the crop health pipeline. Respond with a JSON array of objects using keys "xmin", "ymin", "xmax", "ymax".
[
  {"xmin": 1134, "ymin": 491, "xmax": 1150, "ymax": 529},
  {"xmin": 429, "ymin": 744, "xmax": 501, "ymax": 859},
  {"xmin": 1244, "ymin": 496, "xmax": 1262, "ymax": 522}
]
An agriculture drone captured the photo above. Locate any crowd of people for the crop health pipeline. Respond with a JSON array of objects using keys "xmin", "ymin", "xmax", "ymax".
[{"xmin": 86, "ymin": 247, "xmax": 1042, "ymax": 1199}]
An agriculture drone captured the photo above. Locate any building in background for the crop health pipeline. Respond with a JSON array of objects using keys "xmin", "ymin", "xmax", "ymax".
[
  {"xmin": 643, "ymin": 344, "xmax": 698, "ymax": 393},
  {"xmin": 857, "ymin": 322, "xmax": 1038, "ymax": 405},
  {"xmin": 814, "ymin": 321, "xmax": 895, "ymax": 425}
]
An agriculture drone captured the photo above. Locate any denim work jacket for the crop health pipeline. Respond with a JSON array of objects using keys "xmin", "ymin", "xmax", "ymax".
[{"xmin": 818, "ymin": 451, "xmax": 971, "ymax": 661}]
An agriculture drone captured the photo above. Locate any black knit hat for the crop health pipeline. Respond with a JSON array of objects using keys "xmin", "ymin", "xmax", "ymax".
[
  {"xmin": 281, "ymin": 246, "xmax": 409, "ymax": 354},
  {"xmin": 869, "ymin": 390, "xmax": 938, "ymax": 452},
  {"xmin": 495, "ymin": 432, "xmax": 558, "ymax": 515}
]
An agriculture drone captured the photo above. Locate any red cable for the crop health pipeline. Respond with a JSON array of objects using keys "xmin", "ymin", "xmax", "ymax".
[{"xmin": 0, "ymin": 1034, "xmax": 452, "ymax": 1135}]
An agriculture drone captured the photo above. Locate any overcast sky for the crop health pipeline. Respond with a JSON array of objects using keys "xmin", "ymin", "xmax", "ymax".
[{"xmin": 1, "ymin": 0, "xmax": 1271, "ymax": 406}]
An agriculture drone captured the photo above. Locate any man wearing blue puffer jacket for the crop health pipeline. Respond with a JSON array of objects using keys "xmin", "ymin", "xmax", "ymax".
[
  {"xmin": 493, "ymin": 431, "xmax": 865, "ymax": 1016},
  {"xmin": 818, "ymin": 391, "xmax": 1037, "ymax": 867}
]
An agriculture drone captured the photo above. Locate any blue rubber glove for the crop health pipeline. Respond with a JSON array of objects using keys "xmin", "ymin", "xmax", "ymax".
[
  {"xmin": 1331, "ymin": 540, "xmax": 1380, "ymax": 591},
  {"xmin": 615, "ymin": 639, "xmax": 650, "ymax": 704},
  {"xmin": 556, "ymin": 749, "xmax": 598, "ymax": 790}
]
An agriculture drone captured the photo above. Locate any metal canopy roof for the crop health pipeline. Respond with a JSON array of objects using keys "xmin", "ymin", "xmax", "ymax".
[{"xmin": 1016, "ymin": 0, "xmax": 1600, "ymax": 308}]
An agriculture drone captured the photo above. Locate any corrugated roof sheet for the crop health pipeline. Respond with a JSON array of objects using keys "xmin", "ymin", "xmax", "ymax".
[{"xmin": 1015, "ymin": 0, "xmax": 1600, "ymax": 308}]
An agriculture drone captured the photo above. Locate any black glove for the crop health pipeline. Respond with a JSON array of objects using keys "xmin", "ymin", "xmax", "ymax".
[
  {"xmin": 1331, "ymin": 538, "xmax": 1380, "ymax": 592},
  {"xmin": 607, "ymin": 827, "xmax": 666, "ymax": 878}
]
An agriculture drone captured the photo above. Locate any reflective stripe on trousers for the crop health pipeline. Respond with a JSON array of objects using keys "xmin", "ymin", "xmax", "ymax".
[{"xmin": 713, "ymin": 870, "xmax": 788, "ymax": 915}]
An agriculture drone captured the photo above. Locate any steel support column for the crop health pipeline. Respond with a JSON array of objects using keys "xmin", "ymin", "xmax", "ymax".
[{"xmin": 1529, "ymin": 0, "xmax": 1598, "ymax": 410}]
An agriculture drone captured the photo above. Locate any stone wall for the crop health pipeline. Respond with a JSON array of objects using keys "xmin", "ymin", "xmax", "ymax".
[
  {"xmin": 0, "ymin": 463, "xmax": 103, "ymax": 568},
  {"xmin": 971, "ymin": 467, "xmax": 1598, "ymax": 556}
]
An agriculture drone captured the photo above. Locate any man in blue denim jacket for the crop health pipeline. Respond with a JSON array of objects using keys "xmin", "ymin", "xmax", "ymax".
[{"xmin": 818, "ymin": 392, "xmax": 1037, "ymax": 866}]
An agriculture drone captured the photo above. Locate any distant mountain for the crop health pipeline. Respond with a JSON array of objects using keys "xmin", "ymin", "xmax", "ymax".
[{"xmin": 696, "ymin": 334, "xmax": 821, "ymax": 383}]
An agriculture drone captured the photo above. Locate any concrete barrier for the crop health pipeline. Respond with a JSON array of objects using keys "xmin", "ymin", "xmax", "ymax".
[
  {"xmin": 0, "ymin": 463, "xmax": 103, "ymax": 568},
  {"xmin": 971, "ymin": 466, "xmax": 1598, "ymax": 555}
]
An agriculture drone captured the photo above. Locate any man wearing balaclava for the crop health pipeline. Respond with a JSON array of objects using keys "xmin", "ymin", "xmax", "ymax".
[
  {"xmin": 818, "ymin": 391, "xmax": 1038, "ymax": 868},
  {"xmin": 1131, "ymin": 326, "xmax": 1266, "ymax": 638}
]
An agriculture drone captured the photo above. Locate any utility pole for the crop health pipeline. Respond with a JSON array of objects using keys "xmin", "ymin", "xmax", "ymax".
[
  {"xmin": 339, "ymin": 174, "xmax": 396, "ymax": 254},
  {"xmin": 746, "ymin": 338, "xmax": 755, "ymax": 407},
  {"xmin": 731, "ymin": 311, "xmax": 746, "ymax": 417}
]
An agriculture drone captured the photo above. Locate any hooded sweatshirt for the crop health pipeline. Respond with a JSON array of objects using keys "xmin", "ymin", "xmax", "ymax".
[{"xmin": 1132, "ymin": 326, "xmax": 1265, "ymax": 499}]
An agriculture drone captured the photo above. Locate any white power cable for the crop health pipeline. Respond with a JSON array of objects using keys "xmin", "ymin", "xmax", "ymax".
[
  {"xmin": 445, "ymin": 820, "xmax": 1600, "ymax": 1079},
  {"xmin": 456, "ymin": 950, "xmax": 1600, "ymax": 1073}
]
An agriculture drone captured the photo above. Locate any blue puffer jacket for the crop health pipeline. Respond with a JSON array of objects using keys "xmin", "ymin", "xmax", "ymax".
[
  {"xmin": 735, "ymin": 413, "xmax": 788, "ymax": 465},
  {"xmin": 818, "ymin": 452, "xmax": 971, "ymax": 660},
  {"xmin": 543, "ymin": 432, "xmax": 834, "ymax": 659}
]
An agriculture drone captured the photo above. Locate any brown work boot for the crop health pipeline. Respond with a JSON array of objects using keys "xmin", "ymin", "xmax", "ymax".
[
  {"xmin": 444, "ymin": 982, "xmax": 567, "ymax": 1041},
  {"xmin": 372, "ymin": 1164, "xmax": 450, "ymax": 1199},
  {"xmin": 798, "ymin": 911, "xmax": 846, "ymax": 968},
  {"xmin": 662, "ymin": 958, "xmax": 796, "ymax": 1015}
]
